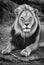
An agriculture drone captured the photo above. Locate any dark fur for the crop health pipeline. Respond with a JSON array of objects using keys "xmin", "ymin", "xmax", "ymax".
[{"xmin": 11, "ymin": 24, "xmax": 39, "ymax": 49}]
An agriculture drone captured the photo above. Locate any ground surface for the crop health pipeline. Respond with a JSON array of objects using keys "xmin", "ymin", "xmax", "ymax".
[{"xmin": 0, "ymin": 47, "xmax": 44, "ymax": 65}]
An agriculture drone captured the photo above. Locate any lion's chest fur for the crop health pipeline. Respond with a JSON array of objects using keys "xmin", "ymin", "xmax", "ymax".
[{"xmin": 11, "ymin": 24, "xmax": 39, "ymax": 49}]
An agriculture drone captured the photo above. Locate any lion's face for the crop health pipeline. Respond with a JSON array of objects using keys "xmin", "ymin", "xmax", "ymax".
[
  {"xmin": 19, "ymin": 10, "xmax": 34, "ymax": 32},
  {"xmin": 14, "ymin": 4, "xmax": 39, "ymax": 37}
]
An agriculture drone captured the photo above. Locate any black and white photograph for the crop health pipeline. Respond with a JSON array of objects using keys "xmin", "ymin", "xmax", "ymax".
[{"xmin": 0, "ymin": 0, "xmax": 44, "ymax": 65}]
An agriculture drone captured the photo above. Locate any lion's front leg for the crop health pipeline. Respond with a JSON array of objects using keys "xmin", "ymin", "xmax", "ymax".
[
  {"xmin": 1, "ymin": 42, "xmax": 12, "ymax": 54},
  {"xmin": 20, "ymin": 35, "xmax": 39, "ymax": 57},
  {"xmin": 20, "ymin": 43, "xmax": 39, "ymax": 57},
  {"xmin": 1, "ymin": 42, "xmax": 15, "ymax": 54}
]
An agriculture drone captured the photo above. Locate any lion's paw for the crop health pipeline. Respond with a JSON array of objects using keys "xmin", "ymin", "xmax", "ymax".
[
  {"xmin": 20, "ymin": 47, "xmax": 31, "ymax": 57},
  {"xmin": 1, "ymin": 44, "xmax": 12, "ymax": 54}
]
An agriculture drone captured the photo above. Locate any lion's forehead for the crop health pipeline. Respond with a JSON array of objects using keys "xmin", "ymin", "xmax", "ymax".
[{"xmin": 21, "ymin": 10, "xmax": 32, "ymax": 19}]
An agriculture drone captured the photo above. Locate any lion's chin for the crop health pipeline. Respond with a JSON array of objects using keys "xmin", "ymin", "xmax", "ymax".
[
  {"xmin": 25, "ymin": 33, "xmax": 30, "ymax": 37},
  {"xmin": 23, "ymin": 28, "xmax": 31, "ymax": 32},
  {"xmin": 22, "ymin": 29, "xmax": 31, "ymax": 37}
]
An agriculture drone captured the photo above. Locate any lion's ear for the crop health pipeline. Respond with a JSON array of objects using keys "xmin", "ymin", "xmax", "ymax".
[
  {"xmin": 14, "ymin": 5, "xmax": 24, "ymax": 17},
  {"xmin": 34, "ymin": 9, "xmax": 38, "ymax": 15},
  {"xmin": 14, "ymin": 6, "xmax": 23, "ymax": 16},
  {"xmin": 14, "ymin": 9, "xmax": 20, "ymax": 16}
]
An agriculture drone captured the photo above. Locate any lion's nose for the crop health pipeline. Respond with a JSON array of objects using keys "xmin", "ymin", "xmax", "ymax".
[{"xmin": 25, "ymin": 23, "xmax": 29, "ymax": 26}]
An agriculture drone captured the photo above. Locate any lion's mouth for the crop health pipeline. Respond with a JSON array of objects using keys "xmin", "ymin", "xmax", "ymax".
[
  {"xmin": 23, "ymin": 27, "xmax": 31, "ymax": 32},
  {"xmin": 24, "ymin": 20, "xmax": 36, "ymax": 32},
  {"xmin": 23, "ymin": 21, "xmax": 36, "ymax": 32}
]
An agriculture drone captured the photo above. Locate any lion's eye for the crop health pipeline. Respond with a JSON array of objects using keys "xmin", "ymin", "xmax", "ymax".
[
  {"xmin": 20, "ymin": 17, "xmax": 24, "ymax": 21},
  {"xmin": 29, "ymin": 17, "xmax": 32, "ymax": 21}
]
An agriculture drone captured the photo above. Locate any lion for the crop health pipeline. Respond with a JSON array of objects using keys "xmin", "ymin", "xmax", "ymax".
[{"xmin": 1, "ymin": 4, "xmax": 44, "ymax": 57}]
